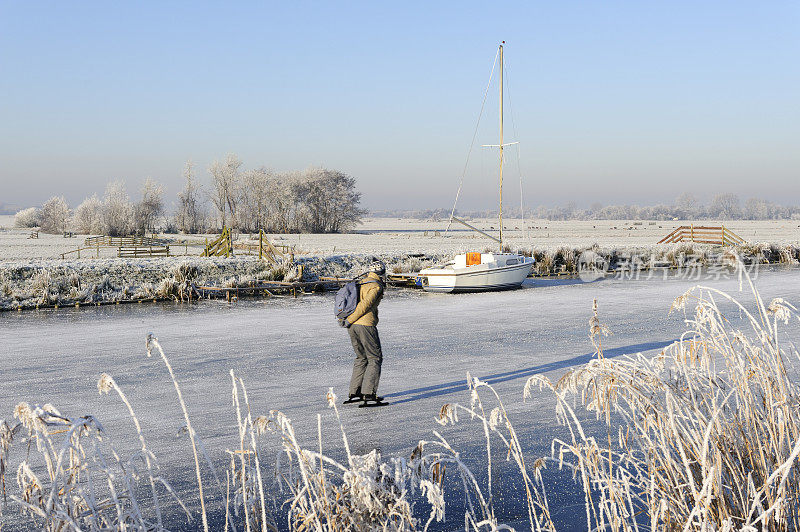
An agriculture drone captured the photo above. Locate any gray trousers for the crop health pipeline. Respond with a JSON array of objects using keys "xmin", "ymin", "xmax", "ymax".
[{"xmin": 348, "ymin": 324, "xmax": 383, "ymax": 396}]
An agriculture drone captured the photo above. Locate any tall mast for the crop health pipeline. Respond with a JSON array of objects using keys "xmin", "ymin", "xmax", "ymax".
[{"xmin": 498, "ymin": 41, "xmax": 504, "ymax": 248}]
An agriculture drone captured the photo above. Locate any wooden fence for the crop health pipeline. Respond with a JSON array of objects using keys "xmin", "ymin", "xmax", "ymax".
[
  {"xmin": 657, "ymin": 225, "xmax": 746, "ymax": 246},
  {"xmin": 118, "ymin": 245, "xmax": 170, "ymax": 258},
  {"xmin": 60, "ymin": 246, "xmax": 99, "ymax": 259},
  {"xmin": 58, "ymin": 231, "xmax": 290, "ymax": 261},
  {"xmin": 85, "ymin": 235, "xmax": 165, "ymax": 247}
]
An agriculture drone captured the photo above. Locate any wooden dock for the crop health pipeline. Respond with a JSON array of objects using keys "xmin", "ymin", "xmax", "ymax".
[{"xmin": 194, "ymin": 278, "xmax": 350, "ymax": 300}]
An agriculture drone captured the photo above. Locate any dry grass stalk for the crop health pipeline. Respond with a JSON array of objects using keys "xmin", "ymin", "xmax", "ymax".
[
  {"xmin": 525, "ymin": 261, "xmax": 800, "ymax": 530},
  {"xmin": 436, "ymin": 374, "xmax": 556, "ymax": 531},
  {"xmin": 589, "ymin": 298, "xmax": 611, "ymax": 361},
  {"xmin": 229, "ymin": 370, "xmax": 270, "ymax": 532},
  {"xmin": 0, "ymin": 418, "xmax": 20, "ymax": 516},
  {"xmin": 249, "ymin": 388, "xmax": 490, "ymax": 531},
  {"xmin": 97, "ymin": 372, "xmax": 164, "ymax": 529},
  {"xmin": 8, "ymin": 402, "xmax": 169, "ymax": 530},
  {"xmin": 146, "ymin": 333, "xmax": 209, "ymax": 532}
]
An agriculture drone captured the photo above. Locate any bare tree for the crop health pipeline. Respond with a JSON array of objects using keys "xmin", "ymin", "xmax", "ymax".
[
  {"xmin": 208, "ymin": 153, "xmax": 242, "ymax": 229},
  {"xmin": 134, "ymin": 178, "xmax": 164, "ymax": 234},
  {"xmin": 39, "ymin": 196, "xmax": 70, "ymax": 234},
  {"xmin": 73, "ymin": 195, "xmax": 103, "ymax": 234},
  {"xmin": 102, "ymin": 181, "xmax": 134, "ymax": 236},
  {"xmin": 176, "ymin": 160, "xmax": 203, "ymax": 233}
]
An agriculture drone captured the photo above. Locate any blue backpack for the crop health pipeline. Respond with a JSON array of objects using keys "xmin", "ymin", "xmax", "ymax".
[{"xmin": 335, "ymin": 278, "xmax": 379, "ymax": 319}]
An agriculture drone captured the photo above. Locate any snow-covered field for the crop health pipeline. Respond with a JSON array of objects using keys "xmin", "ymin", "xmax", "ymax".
[
  {"xmin": 3, "ymin": 267, "xmax": 799, "ymax": 529},
  {"xmin": 290, "ymin": 217, "xmax": 800, "ymax": 254},
  {"xmin": 2, "ymin": 215, "xmax": 799, "ymax": 260}
]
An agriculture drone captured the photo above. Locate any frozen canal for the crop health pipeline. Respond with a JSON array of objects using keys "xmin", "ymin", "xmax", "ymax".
[{"xmin": 2, "ymin": 267, "xmax": 799, "ymax": 530}]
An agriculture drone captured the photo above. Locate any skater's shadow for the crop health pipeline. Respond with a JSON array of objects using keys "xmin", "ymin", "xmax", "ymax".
[{"xmin": 385, "ymin": 339, "xmax": 675, "ymax": 405}]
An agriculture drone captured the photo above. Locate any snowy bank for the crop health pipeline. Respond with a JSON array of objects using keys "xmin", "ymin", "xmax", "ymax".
[
  {"xmin": 0, "ymin": 254, "xmax": 447, "ymax": 311},
  {"xmin": 1, "ymin": 242, "xmax": 798, "ymax": 311}
]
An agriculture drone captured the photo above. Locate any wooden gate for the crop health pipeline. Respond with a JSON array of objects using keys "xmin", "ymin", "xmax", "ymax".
[
  {"xmin": 202, "ymin": 227, "xmax": 233, "ymax": 257},
  {"xmin": 657, "ymin": 225, "xmax": 745, "ymax": 246}
]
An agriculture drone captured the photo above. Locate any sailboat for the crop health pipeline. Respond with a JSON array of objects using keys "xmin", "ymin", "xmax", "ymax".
[{"xmin": 417, "ymin": 42, "xmax": 534, "ymax": 293}]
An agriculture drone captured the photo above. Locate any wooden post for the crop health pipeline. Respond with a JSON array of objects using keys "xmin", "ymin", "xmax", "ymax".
[
  {"xmin": 690, "ymin": 224, "xmax": 694, "ymax": 243},
  {"xmin": 721, "ymin": 224, "xmax": 725, "ymax": 246},
  {"xmin": 259, "ymin": 229, "xmax": 264, "ymax": 260}
]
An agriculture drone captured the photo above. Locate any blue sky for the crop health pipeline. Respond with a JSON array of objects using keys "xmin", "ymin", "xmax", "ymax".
[{"xmin": 1, "ymin": 1, "xmax": 798, "ymax": 211}]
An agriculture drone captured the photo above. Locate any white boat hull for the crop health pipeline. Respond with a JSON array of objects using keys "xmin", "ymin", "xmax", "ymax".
[{"xmin": 418, "ymin": 255, "xmax": 534, "ymax": 293}]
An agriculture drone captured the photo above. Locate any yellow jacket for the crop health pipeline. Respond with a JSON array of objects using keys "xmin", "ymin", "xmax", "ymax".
[{"xmin": 347, "ymin": 272, "xmax": 385, "ymax": 327}]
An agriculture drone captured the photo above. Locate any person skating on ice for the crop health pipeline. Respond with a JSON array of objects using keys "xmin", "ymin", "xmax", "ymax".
[{"xmin": 339, "ymin": 260, "xmax": 387, "ymax": 407}]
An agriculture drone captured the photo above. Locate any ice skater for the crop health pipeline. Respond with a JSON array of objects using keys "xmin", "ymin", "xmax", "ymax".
[{"xmin": 339, "ymin": 260, "xmax": 387, "ymax": 407}]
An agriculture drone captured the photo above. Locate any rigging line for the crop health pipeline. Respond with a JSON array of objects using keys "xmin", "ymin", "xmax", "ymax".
[
  {"xmin": 445, "ymin": 48, "xmax": 500, "ymax": 234},
  {"xmin": 503, "ymin": 61, "xmax": 529, "ymax": 244}
]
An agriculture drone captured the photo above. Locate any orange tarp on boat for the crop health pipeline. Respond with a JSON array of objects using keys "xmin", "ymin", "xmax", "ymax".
[{"xmin": 466, "ymin": 252, "xmax": 481, "ymax": 266}]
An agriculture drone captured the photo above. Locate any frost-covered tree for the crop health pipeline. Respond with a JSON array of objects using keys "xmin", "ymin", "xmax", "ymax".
[
  {"xmin": 238, "ymin": 167, "xmax": 272, "ymax": 233},
  {"xmin": 296, "ymin": 168, "xmax": 366, "ymax": 233},
  {"xmin": 524, "ymin": 197, "xmax": 800, "ymax": 221},
  {"xmin": 266, "ymin": 171, "xmax": 301, "ymax": 233},
  {"xmin": 642, "ymin": 204, "xmax": 674, "ymax": 221},
  {"xmin": 201, "ymin": 157, "xmax": 364, "ymax": 233},
  {"xmin": 39, "ymin": 196, "xmax": 70, "ymax": 234},
  {"xmin": 744, "ymin": 197, "xmax": 773, "ymax": 220},
  {"xmin": 598, "ymin": 204, "xmax": 636, "ymax": 220},
  {"xmin": 72, "ymin": 195, "xmax": 103, "ymax": 234},
  {"xmin": 102, "ymin": 181, "xmax": 134, "ymax": 236},
  {"xmin": 674, "ymin": 192, "xmax": 699, "ymax": 219},
  {"xmin": 176, "ymin": 160, "xmax": 203, "ymax": 233},
  {"xmin": 14, "ymin": 207, "xmax": 40, "ymax": 228},
  {"xmin": 208, "ymin": 153, "xmax": 242, "ymax": 229},
  {"xmin": 134, "ymin": 177, "xmax": 164, "ymax": 234},
  {"xmin": 709, "ymin": 193, "xmax": 742, "ymax": 220}
]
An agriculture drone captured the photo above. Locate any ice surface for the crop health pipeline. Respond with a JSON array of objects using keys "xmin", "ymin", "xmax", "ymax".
[{"xmin": 2, "ymin": 267, "xmax": 800, "ymax": 529}]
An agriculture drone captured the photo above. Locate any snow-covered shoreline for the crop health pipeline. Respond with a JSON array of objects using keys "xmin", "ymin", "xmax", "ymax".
[
  {"xmin": 2, "ymin": 241, "xmax": 798, "ymax": 311},
  {"xmin": 0, "ymin": 254, "xmax": 448, "ymax": 311},
  {"xmin": 3, "ymin": 215, "xmax": 799, "ymax": 311}
]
